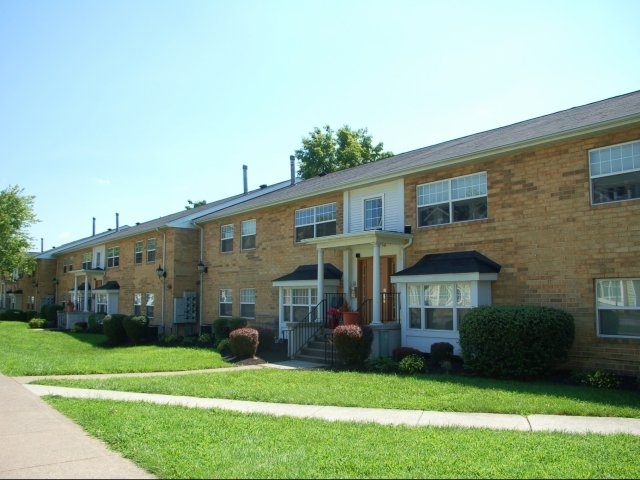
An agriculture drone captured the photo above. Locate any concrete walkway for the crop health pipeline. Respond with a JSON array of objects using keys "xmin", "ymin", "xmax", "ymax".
[{"xmin": 3, "ymin": 360, "xmax": 640, "ymax": 479}]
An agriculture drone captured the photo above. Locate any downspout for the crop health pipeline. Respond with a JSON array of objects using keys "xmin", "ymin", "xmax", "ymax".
[{"xmin": 195, "ymin": 220, "xmax": 205, "ymax": 333}]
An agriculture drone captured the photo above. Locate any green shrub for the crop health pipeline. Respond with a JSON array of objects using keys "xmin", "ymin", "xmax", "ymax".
[
  {"xmin": 160, "ymin": 333, "xmax": 182, "ymax": 346},
  {"xmin": 102, "ymin": 314, "xmax": 128, "ymax": 345},
  {"xmin": 368, "ymin": 356, "xmax": 398, "ymax": 373},
  {"xmin": 212, "ymin": 317, "xmax": 248, "ymax": 342},
  {"xmin": 391, "ymin": 346, "xmax": 422, "ymax": 363},
  {"xmin": 215, "ymin": 338, "xmax": 231, "ymax": 354},
  {"xmin": 2, "ymin": 309, "xmax": 27, "ymax": 322},
  {"xmin": 42, "ymin": 304, "xmax": 64, "ymax": 325},
  {"xmin": 229, "ymin": 327, "xmax": 259, "ymax": 359},
  {"xmin": 399, "ymin": 354, "xmax": 426, "ymax": 374},
  {"xmin": 196, "ymin": 333, "xmax": 214, "ymax": 347},
  {"xmin": 122, "ymin": 315, "xmax": 148, "ymax": 344},
  {"xmin": 255, "ymin": 327, "xmax": 276, "ymax": 354},
  {"xmin": 430, "ymin": 342, "xmax": 454, "ymax": 366},
  {"xmin": 459, "ymin": 305, "xmax": 575, "ymax": 379},
  {"xmin": 28, "ymin": 317, "xmax": 47, "ymax": 329},
  {"xmin": 87, "ymin": 313, "xmax": 105, "ymax": 334},
  {"xmin": 333, "ymin": 325, "xmax": 374, "ymax": 367},
  {"xmin": 576, "ymin": 370, "xmax": 621, "ymax": 389},
  {"xmin": 70, "ymin": 322, "xmax": 87, "ymax": 333},
  {"xmin": 25, "ymin": 310, "xmax": 37, "ymax": 321}
]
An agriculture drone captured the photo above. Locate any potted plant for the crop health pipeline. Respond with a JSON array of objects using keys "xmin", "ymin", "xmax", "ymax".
[{"xmin": 340, "ymin": 302, "xmax": 361, "ymax": 325}]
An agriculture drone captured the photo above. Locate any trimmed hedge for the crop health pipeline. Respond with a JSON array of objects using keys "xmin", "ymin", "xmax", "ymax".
[
  {"xmin": 229, "ymin": 327, "xmax": 259, "ymax": 359},
  {"xmin": 212, "ymin": 317, "xmax": 248, "ymax": 343},
  {"xmin": 102, "ymin": 314, "xmax": 128, "ymax": 345},
  {"xmin": 333, "ymin": 325, "xmax": 374, "ymax": 367},
  {"xmin": 459, "ymin": 305, "xmax": 575, "ymax": 379},
  {"xmin": 122, "ymin": 315, "xmax": 148, "ymax": 344}
]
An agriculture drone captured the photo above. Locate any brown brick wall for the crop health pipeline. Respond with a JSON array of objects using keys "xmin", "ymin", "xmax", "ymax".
[
  {"xmin": 200, "ymin": 193, "xmax": 344, "ymax": 324},
  {"xmin": 403, "ymin": 127, "xmax": 640, "ymax": 373}
]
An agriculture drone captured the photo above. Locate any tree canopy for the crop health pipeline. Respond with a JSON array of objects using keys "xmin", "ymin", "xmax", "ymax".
[
  {"xmin": 185, "ymin": 200, "xmax": 207, "ymax": 210},
  {"xmin": 0, "ymin": 185, "xmax": 38, "ymax": 278},
  {"xmin": 294, "ymin": 125, "xmax": 393, "ymax": 179}
]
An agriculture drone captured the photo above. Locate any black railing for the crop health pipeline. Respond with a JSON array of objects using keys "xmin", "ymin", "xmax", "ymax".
[{"xmin": 281, "ymin": 300, "xmax": 325, "ymax": 359}]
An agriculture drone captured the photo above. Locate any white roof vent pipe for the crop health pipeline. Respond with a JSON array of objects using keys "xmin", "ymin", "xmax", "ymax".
[{"xmin": 243, "ymin": 165, "xmax": 248, "ymax": 194}]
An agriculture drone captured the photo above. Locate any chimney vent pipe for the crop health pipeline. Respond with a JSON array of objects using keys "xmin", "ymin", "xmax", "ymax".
[
  {"xmin": 290, "ymin": 155, "xmax": 295, "ymax": 186},
  {"xmin": 116, "ymin": 213, "xmax": 119, "ymax": 232},
  {"xmin": 243, "ymin": 165, "xmax": 248, "ymax": 194}
]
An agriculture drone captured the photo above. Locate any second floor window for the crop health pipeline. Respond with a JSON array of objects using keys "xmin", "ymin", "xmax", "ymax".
[
  {"xmin": 295, "ymin": 203, "xmax": 336, "ymax": 242},
  {"xmin": 134, "ymin": 241, "xmax": 143, "ymax": 264},
  {"xmin": 364, "ymin": 197, "xmax": 383, "ymax": 230},
  {"xmin": 221, "ymin": 224, "xmax": 234, "ymax": 253},
  {"xmin": 82, "ymin": 253, "xmax": 91, "ymax": 270},
  {"xmin": 147, "ymin": 238, "xmax": 156, "ymax": 262},
  {"xmin": 590, "ymin": 140, "xmax": 640, "ymax": 204},
  {"xmin": 417, "ymin": 172, "xmax": 487, "ymax": 227},
  {"xmin": 241, "ymin": 219, "xmax": 256, "ymax": 250},
  {"xmin": 107, "ymin": 247, "xmax": 120, "ymax": 268}
]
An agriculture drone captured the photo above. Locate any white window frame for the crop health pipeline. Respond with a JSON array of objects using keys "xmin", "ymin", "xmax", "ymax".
[
  {"xmin": 81, "ymin": 252, "xmax": 92, "ymax": 270},
  {"xmin": 295, "ymin": 203, "xmax": 337, "ymax": 242},
  {"xmin": 417, "ymin": 172, "xmax": 487, "ymax": 227},
  {"xmin": 364, "ymin": 196, "xmax": 383, "ymax": 231},
  {"xmin": 134, "ymin": 241, "xmax": 143, "ymax": 264},
  {"xmin": 595, "ymin": 278, "xmax": 640, "ymax": 338},
  {"xmin": 241, "ymin": 219, "xmax": 256, "ymax": 251},
  {"xmin": 589, "ymin": 140, "xmax": 640, "ymax": 205},
  {"xmin": 407, "ymin": 282, "xmax": 473, "ymax": 331},
  {"xmin": 134, "ymin": 293, "xmax": 142, "ymax": 316},
  {"xmin": 145, "ymin": 293, "xmax": 155, "ymax": 320},
  {"xmin": 95, "ymin": 292, "xmax": 108, "ymax": 313},
  {"xmin": 282, "ymin": 287, "xmax": 318, "ymax": 322},
  {"xmin": 219, "ymin": 288, "xmax": 233, "ymax": 317},
  {"xmin": 240, "ymin": 288, "xmax": 256, "ymax": 318},
  {"xmin": 221, "ymin": 224, "xmax": 234, "ymax": 253},
  {"xmin": 146, "ymin": 238, "xmax": 156, "ymax": 263},
  {"xmin": 107, "ymin": 247, "xmax": 120, "ymax": 268}
]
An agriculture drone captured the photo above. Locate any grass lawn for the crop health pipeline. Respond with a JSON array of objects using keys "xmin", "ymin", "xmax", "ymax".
[
  {"xmin": 4, "ymin": 319, "xmax": 640, "ymax": 478},
  {"xmin": 0, "ymin": 321, "xmax": 228, "ymax": 375},
  {"xmin": 46, "ymin": 396, "xmax": 640, "ymax": 479}
]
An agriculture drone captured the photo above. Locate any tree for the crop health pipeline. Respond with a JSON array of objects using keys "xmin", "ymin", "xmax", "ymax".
[
  {"xmin": 294, "ymin": 125, "xmax": 393, "ymax": 179},
  {"xmin": 0, "ymin": 185, "xmax": 38, "ymax": 278},
  {"xmin": 185, "ymin": 200, "xmax": 206, "ymax": 210}
]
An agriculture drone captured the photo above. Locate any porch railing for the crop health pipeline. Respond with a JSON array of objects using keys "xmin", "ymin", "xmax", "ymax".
[{"xmin": 281, "ymin": 300, "xmax": 325, "ymax": 359}]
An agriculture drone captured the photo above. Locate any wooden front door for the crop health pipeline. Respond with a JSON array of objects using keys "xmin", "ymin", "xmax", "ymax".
[{"xmin": 357, "ymin": 255, "xmax": 395, "ymax": 323}]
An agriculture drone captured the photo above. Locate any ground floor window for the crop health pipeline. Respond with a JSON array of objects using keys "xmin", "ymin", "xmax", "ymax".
[
  {"xmin": 596, "ymin": 278, "xmax": 640, "ymax": 338},
  {"xmin": 220, "ymin": 289, "xmax": 233, "ymax": 317},
  {"xmin": 145, "ymin": 293, "xmax": 154, "ymax": 320},
  {"xmin": 240, "ymin": 288, "xmax": 255, "ymax": 318},
  {"xmin": 283, "ymin": 287, "xmax": 317, "ymax": 322},
  {"xmin": 408, "ymin": 282, "xmax": 473, "ymax": 331},
  {"xmin": 95, "ymin": 293, "xmax": 108, "ymax": 313}
]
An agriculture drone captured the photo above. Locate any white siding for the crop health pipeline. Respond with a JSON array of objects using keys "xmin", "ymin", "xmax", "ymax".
[{"xmin": 346, "ymin": 179, "xmax": 404, "ymax": 233}]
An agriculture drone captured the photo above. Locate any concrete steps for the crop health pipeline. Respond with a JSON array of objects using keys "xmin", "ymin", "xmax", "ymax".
[{"xmin": 294, "ymin": 329, "xmax": 334, "ymax": 364}]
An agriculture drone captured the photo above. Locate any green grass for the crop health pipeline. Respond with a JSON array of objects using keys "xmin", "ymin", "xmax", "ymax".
[
  {"xmin": 35, "ymin": 368, "xmax": 640, "ymax": 418},
  {"xmin": 0, "ymin": 321, "xmax": 228, "ymax": 375},
  {"xmin": 46, "ymin": 396, "xmax": 640, "ymax": 479}
]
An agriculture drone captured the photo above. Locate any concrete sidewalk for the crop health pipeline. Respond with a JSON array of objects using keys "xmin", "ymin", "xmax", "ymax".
[{"xmin": 3, "ymin": 361, "xmax": 640, "ymax": 479}]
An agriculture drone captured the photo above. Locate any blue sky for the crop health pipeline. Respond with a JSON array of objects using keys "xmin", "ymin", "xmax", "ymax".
[{"xmin": 1, "ymin": 0, "xmax": 638, "ymax": 251}]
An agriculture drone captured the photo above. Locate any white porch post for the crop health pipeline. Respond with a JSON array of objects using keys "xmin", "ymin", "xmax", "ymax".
[
  {"xmin": 372, "ymin": 242, "xmax": 381, "ymax": 324},
  {"xmin": 83, "ymin": 274, "xmax": 89, "ymax": 311},
  {"xmin": 73, "ymin": 276, "xmax": 78, "ymax": 306},
  {"xmin": 317, "ymin": 248, "xmax": 324, "ymax": 315}
]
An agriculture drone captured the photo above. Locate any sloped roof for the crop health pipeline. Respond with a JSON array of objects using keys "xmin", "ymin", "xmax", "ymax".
[
  {"xmin": 392, "ymin": 251, "xmax": 501, "ymax": 277},
  {"xmin": 272, "ymin": 263, "xmax": 343, "ymax": 282},
  {"xmin": 196, "ymin": 90, "xmax": 640, "ymax": 223},
  {"xmin": 94, "ymin": 281, "xmax": 120, "ymax": 290},
  {"xmin": 41, "ymin": 178, "xmax": 297, "ymax": 256}
]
